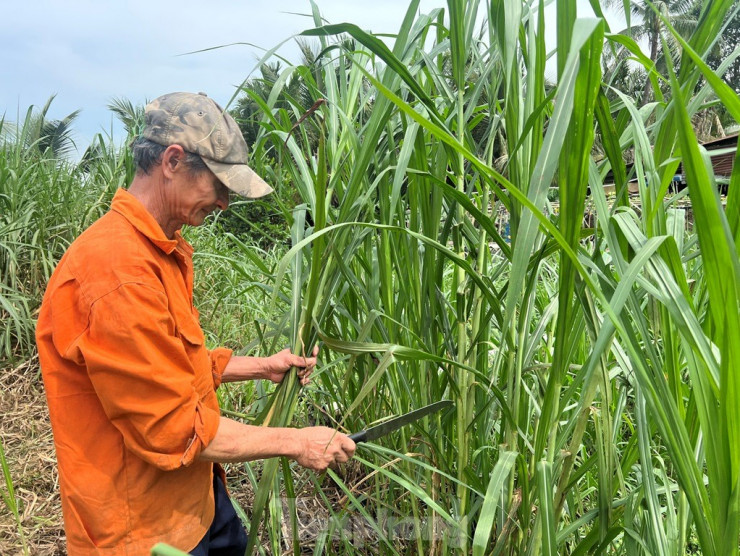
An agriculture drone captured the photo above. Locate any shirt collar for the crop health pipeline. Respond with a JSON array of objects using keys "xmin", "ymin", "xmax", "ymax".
[{"xmin": 110, "ymin": 188, "xmax": 193, "ymax": 256}]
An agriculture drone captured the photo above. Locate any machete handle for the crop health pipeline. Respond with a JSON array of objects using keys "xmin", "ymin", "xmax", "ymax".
[{"xmin": 348, "ymin": 431, "xmax": 367, "ymax": 443}]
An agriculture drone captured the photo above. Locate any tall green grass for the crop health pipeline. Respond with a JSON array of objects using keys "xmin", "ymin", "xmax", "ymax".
[
  {"xmin": 0, "ymin": 111, "xmax": 124, "ymax": 365},
  {"xmin": 232, "ymin": 0, "xmax": 740, "ymax": 553},
  {"xmin": 0, "ymin": 436, "xmax": 28, "ymax": 554}
]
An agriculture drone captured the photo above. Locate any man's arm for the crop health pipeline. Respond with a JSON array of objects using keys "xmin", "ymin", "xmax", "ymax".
[
  {"xmin": 198, "ymin": 416, "xmax": 355, "ymax": 471},
  {"xmin": 220, "ymin": 347, "xmax": 318, "ymax": 386}
]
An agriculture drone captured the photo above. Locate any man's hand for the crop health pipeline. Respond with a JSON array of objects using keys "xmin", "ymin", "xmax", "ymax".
[
  {"xmin": 199, "ymin": 418, "xmax": 356, "ymax": 467},
  {"xmin": 263, "ymin": 346, "xmax": 319, "ymax": 385},
  {"xmin": 294, "ymin": 426, "xmax": 356, "ymax": 471}
]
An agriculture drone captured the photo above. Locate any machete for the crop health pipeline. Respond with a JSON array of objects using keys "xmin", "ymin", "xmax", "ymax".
[{"xmin": 348, "ymin": 400, "xmax": 453, "ymax": 443}]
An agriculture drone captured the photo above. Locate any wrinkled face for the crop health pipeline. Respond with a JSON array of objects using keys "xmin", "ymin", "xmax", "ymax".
[{"xmin": 170, "ymin": 164, "xmax": 230, "ymax": 228}]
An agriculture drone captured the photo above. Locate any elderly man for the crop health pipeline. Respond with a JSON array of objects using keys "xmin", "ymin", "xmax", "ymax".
[{"xmin": 36, "ymin": 92, "xmax": 355, "ymax": 555}]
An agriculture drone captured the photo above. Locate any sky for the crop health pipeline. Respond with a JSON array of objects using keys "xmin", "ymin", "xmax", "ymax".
[{"xmin": 1, "ymin": 0, "xmax": 625, "ymax": 155}]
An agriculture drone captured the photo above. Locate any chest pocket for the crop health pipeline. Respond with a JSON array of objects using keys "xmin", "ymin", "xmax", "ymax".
[
  {"xmin": 175, "ymin": 308, "xmax": 205, "ymax": 346},
  {"xmin": 173, "ymin": 307, "xmax": 213, "ymax": 396}
]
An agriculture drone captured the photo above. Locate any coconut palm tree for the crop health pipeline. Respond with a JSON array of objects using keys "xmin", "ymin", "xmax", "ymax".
[
  {"xmin": 604, "ymin": 0, "xmax": 699, "ymax": 102},
  {"xmin": 1, "ymin": 95, "xmax": 80, "ymax": 159},
  {"xmin": 107, "ymin": 97, "xmax": 146, "ymax": 138}
]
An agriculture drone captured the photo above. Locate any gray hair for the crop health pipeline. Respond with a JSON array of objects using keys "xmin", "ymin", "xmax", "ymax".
[{"xmin": 131, "ymin": 136, "xmax": 209, "ymax": 176}]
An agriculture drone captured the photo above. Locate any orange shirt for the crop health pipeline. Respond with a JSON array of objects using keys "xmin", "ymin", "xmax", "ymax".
[{"xmin": 36, "ymin": 189, "xmax": 233, "ymax": 555}]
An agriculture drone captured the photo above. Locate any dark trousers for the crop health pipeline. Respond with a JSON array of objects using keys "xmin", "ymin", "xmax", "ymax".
[{"xmin": 190, "ymin": 475, "xmax": 248, "ymax": 556}]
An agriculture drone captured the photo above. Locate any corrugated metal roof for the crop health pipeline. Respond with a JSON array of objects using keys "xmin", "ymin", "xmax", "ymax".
[{"xmin": 700, "ymin": 133, "xmax": 739, "ymax": 150}]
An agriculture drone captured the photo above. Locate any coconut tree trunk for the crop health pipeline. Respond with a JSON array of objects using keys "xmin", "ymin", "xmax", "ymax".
[{"xmin": 642, "ymin": 30, "xmax": 660, "ymax": 104}]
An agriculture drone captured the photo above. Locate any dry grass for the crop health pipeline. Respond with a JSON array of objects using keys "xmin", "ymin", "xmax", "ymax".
[
  {"xmin": 227, "ymin": 456, "xmax": 373, "ymax": 553},
  {"xmin": 0, "ymin": 355, "xmax": 65, "ymax": 555}
]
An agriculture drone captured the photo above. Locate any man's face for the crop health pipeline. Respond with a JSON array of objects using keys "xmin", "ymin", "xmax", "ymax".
[{"xmin": 172, "ymin": 164, "xmax": 230, "ymax": 228}]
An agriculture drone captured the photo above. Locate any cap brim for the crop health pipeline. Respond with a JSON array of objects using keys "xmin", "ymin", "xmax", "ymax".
[{"xmin": 203, "ymin": 158, "xmax": 273, "ymax": 199}]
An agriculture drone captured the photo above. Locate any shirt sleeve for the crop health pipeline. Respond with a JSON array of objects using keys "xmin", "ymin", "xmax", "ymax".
[
  {"xmin": 73, "ymin": 281, "xmax": 221, "ymax": 471},
  {"xmin": 208, "ymin": 348, "xmax": 233, "ymax": 390}
]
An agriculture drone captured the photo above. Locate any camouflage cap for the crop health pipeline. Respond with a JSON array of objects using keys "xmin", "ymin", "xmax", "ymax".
[{"xmin": 142, "ymin": 91, "xmax": 272, "ymax": 198}]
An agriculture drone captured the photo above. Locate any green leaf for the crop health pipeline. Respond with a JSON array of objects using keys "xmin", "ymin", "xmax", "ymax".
[{"xmin": 472, "ymin": 450, "xmax": 517, "ymax": 556}]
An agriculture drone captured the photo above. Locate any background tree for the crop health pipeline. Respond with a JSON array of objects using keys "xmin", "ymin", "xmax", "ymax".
[
  {"xmin": 231, "ymin": 61, "xmax": 288, "ymax": 147},
  {"xmin": 684, "ymin": 2, "xmax": 740, "ymax": 139},
  {"xmin": 604, "ymin": 0, "xmax": 699, "ymax": 103},
  {"xmin": 705, "ymin": 5, "xmax": 740, "ymax": 93},
  {"xmin": 107, "ymin": 97, "xmax": 146, "ymax": 138},
  {"xmin": 1, "ymin": 95, "xmax": 79, "ymax": 160}
]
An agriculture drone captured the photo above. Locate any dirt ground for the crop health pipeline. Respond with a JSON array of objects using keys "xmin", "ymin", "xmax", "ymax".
[{"xmin": 0, "ymin": 357, "xmax": 367, "ymax": 555}]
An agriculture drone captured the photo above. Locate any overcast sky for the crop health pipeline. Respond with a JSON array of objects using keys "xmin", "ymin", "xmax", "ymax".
[{"xmin": 1, "ymin": 1, "xmax": 624, "ymax": 155}]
